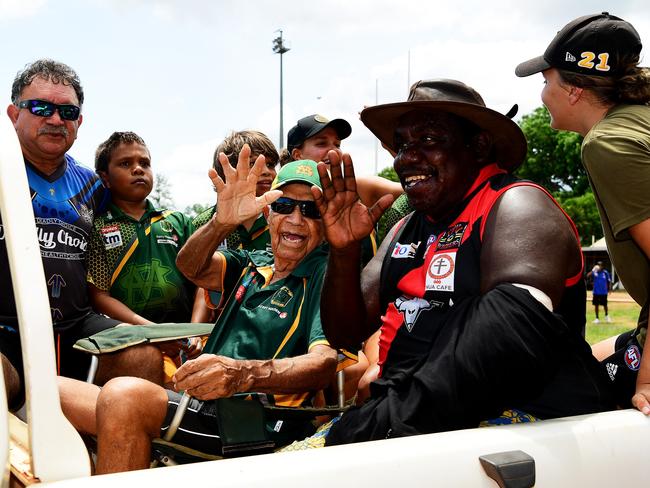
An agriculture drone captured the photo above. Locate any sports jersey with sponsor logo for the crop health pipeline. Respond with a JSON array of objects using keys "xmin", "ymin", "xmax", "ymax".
[
  {"xmin": 378, "ymin": 165, "xmax": 588, "ymax": 411},
  {"xmin": 87, "ymin": 200, "xmax": 195, "ymax": 323},
  {"xmin": 203, "ymin": 245, "xmax": 329, "ymax": 408},
  {"xmin": 0, "ymin": 155, "xmax": 109, "ymax": 330}
]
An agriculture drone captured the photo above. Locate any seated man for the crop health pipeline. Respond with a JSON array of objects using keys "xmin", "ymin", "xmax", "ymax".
[
  {"xmin": 58, "ymin": 147, "xmax": 337, "ymax": 473},
  {"xmin": 312, "ymin": 79, "xmax": 613, "ymax": 445},
  {"xmin": 1, "ymin": 60, "xmax": 160, "ymax": 408}
]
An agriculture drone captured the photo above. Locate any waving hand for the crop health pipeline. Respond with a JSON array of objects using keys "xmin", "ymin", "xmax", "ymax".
[
  {"xmin": 312, "ymin": 150, "xmax": 393, "ymax": 249},
  {"xmin": 212, "ymin": 144, "xmax": 282, "ymax": 227}
]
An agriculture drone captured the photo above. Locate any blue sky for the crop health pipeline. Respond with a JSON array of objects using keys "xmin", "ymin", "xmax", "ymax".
[{"xmin": 2, "ymin": 0, "xmax": 649, "ymax": 210}]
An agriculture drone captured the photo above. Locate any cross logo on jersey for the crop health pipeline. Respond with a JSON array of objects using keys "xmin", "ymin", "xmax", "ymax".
[{"xmin": 425, "ymin": 250, "xmax": 456, "ymax": 292}]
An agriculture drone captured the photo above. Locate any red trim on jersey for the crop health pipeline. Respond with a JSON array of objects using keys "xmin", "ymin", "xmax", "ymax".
[{"xmin": 477, "ymin": 180, "xmax": 584, "ymax": 285}]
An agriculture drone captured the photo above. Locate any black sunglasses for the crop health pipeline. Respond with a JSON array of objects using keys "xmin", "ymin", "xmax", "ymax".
[
  {"xmin": 270, "ymin": 197, "xmax": 321, "ymax": 219},
  {"xmin": 18, "ymin": 99, "xmax": 81, "ymax": 121}
]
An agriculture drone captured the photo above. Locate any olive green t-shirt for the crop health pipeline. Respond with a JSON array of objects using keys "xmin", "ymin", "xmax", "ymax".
[{"xmin": 582, "ymin": 104, "xmax": 650, "ymax": 309}]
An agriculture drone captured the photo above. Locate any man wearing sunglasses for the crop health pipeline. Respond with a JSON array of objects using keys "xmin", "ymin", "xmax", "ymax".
[
  {"xmin": 1, "ymin": 59, "xmax": 161, "ymax": 409},
  {"xmin": 57, "ymin": 147, "xmax": 339, "ymax": 473}
]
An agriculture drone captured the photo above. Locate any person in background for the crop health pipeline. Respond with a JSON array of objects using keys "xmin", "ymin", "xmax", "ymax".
[
  {"xmin": 516, "ymin": 12, "xmax": 650, "ymax": 413},
  {"xmin": 281, "ymin": 114, "xmax": 403, "ymax": 210},
  {"xmin": 191, "ymin": 130, "xmax": 279, "ymax": 323},
  {"xmin": 587, "ymin": 261, "xmax": 612, "ymax": 324}
]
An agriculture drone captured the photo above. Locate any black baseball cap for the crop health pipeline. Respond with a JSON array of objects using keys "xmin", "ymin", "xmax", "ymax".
[
  {"xmin": 516, "ymin": 12, "xmax": 642, "ymax": 77},
  {"xmin": 287, "ymin": 114, "xmax": 352, "ymax": 152}
]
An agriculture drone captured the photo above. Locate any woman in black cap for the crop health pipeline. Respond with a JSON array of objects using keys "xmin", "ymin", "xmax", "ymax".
[
  {"xmin": 516, "ymin": 12, "xmax": 650, "ymax": 415},
  {"xmin": 281, "ymin": 114, "xmax": 403, "ymax": 211}
]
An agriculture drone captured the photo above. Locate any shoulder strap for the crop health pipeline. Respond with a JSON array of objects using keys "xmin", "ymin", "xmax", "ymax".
[{"xmin": 379, "ymin": 211, "xmax": 415, "ymax": 309}]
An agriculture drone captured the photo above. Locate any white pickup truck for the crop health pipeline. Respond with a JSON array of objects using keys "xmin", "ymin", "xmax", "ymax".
[{"xmin": 1, "ymin": 114, "xmax": 648, "ymax": 488}]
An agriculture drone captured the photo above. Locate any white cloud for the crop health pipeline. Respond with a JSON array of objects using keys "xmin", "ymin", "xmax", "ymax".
[
  {"xmin": 155, "ymin": 138, "xmax": 219, "ymax": 211},
  {"xmin": 0, "ymin": 0, "xmax": 47, "ymax": 19}
]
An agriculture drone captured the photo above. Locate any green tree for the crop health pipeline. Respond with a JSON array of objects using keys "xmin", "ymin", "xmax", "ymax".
[
  {"xmin": 378, "ymin": 165, "xmax": 399, "ymax": 182},
  {"xmin": 516, "ymin": 107, "xmax": 588, "ymax": 195},
  {"xmin": 556, "ymin": 191, "xmax": 602, "ymax": 246},
  {"xmin": 184, "ymin": 203, "xmax": 210, "ymax": 219},
  {"xmin": 516, "ymin": 106, "xmax": 600, "ymax": 245},
  {"xmin": 150, "ymin": 173, "xmax": 176, "ymax": 209}
]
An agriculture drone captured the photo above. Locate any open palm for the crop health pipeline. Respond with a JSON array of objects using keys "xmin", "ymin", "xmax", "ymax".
[
  {"xmin": 312, "ymin": 151, "xmax": 393, "ymax": 250},
  {"xmin": 211, "ymin": 144, "xmax": 281, "ymax": 227}
]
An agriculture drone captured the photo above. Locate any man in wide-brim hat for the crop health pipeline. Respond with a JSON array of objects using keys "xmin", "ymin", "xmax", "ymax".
[{"xmin": 309, "ymin": 78, "xmax": 614, "ymax": 445}]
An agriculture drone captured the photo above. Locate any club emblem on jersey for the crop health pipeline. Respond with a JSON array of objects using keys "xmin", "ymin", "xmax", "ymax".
[
  {"xmin": 436, "ymin": 222, "xmax": 467, "ymax": 251},
  {"xmin": 100, "ymin": 225, "xmax": 123, "ymax": 250},
  {"xmin": 159, "ymin": 220, "xmax": 173, "ymax": 233},
  {"xmin": 625, "ymin": 345, "xmax": 641, "ymax": 371},
  {"xmin": 271, "ymin": 286, "xmax": 294, "ymax": 307},
  {"xmin": 425, "ymin": 250, "xmax": 456, "ymax": 292},
  {"xmin": 78, "ymin": 203, "xmax": 93, "ymax": 224},
  {"xmin": 391, "ymin": 241, "xmax": 420, "ymax": 259},
  {"xmin": 394, "ymin": 295, "xmax": 443, "ymax": 332}
]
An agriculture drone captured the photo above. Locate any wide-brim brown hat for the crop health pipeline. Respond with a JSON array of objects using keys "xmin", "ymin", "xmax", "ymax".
[{"xmin": 361, "ymin": 79, "xmax": 527, "ymax": 172}]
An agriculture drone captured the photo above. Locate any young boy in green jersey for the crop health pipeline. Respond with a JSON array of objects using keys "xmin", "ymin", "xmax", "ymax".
[{"xmin": 88, "ymin": 132, "xmax": 199, "ymax": 378}]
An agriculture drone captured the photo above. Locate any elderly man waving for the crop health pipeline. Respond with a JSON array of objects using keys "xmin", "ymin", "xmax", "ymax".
[{"xmin": 58, "ymin": 146, "xmax": 337, "ymax": 473}]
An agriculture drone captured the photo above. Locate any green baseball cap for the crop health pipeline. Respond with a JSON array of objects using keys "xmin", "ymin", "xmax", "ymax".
[{"xmin": 271, "ymin": 159, "xmax": 322, "ymax": 190}]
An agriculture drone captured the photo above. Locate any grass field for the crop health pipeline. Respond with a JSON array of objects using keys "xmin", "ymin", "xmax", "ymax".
[{"xmin": 585, "ymin": 293, "xmax": 640, "ymax": 345}]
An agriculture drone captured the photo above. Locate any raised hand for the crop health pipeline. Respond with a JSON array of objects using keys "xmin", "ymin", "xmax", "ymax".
[
  {"xmin": 211, "ymin": 144, "xmax": 282, "ymax": 227},
  {"xmin": 312, "ymin": 150, "xmax": 393, "ymax": 249}
]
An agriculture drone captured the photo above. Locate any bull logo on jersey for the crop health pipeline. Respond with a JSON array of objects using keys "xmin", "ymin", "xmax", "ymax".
[
  {"xmin": 394, "ymin": 295, "xmax": 443, "ymax": 332},
  {"xmin": 436, "ymin": 222, "xmax": 467, "ymax": 251}
]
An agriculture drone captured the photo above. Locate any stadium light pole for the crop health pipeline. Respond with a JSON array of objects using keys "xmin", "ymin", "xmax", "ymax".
[{"xmin": 273, "ymin": 30, "xmax": 290, "ymax": 150}]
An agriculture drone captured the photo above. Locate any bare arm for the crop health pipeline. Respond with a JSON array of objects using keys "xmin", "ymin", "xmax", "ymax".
[
  {"xmin": 480, "ymin": 185, "xmax": 582, "ymax": 309},
  {"xmin": 176, "ymin": 145, "xmax": 282, "ymax": 289},
  {"xmin": 172, "ymin": 344, "xmax": 337, "ymax": 400},
  {"xmin": 628, "ymin": 218, "xmax": 650, "ymax": 414},
  {"xmin": 356, "ymin": 175, "xmax": 403, "ymax": 208},
  {"xmin": 314, "ymin": 151, "xmax": 394, "ymax": 350},
  {"xmin": 89, "ymin": 284, "xmax": 148, "ymax": 325},
  {"xmin": 190, "ymin": 287, "xmax": 213, "ymax": 323}
]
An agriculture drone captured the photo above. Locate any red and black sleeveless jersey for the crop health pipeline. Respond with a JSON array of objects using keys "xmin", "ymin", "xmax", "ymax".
[{"xmin": 378, "ymin": 164, "xmax": 585, "ymax": 380}]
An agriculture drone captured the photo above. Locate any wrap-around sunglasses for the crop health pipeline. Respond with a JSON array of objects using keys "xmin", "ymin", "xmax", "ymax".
[
  {"xmin": 18, "ymin": 99, "xmax": 81, "ymax": 121},
  {"xmin": 270, "ymin": 197, "xmax": 321, "ymax": 219}
]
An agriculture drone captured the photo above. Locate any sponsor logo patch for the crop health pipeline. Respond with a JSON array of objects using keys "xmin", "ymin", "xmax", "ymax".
[
  {"xmin": 425, "ymin": 250, "xmax": 456, "ymax": 292},
  {"xmin": 156, "ymin": 234, "xmax": 179, "ymax": 247},
  {"xmin": 606, "ymin": 362, "xmax": 618, "ymax": 381},
  {"xmin": 100, "ymin": 225, "xmax": 122, "ymax": 250},
  {"xmin": 624, "ymin": 345, "xmax": 641, "ymax": 371},
  {"xmin": 391, "ymin": 241, "xmax": 420, "ymax": 259},
  {"xmin": 436, "ymin": 222, "xmax": 467, "ymax": 251}
]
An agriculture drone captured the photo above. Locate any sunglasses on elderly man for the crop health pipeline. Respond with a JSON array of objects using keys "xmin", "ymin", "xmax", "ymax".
[
  {"xmin": 270, "ymin": 197, "xmax": 321, "ymax": 219},
  {"xmin": 18, "ymin": 99, "xmax": 81, "ymax": 121}
]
